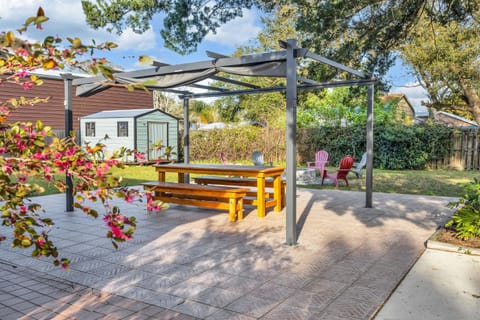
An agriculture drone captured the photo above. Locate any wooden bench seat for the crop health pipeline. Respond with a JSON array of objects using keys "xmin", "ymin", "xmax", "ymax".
[
  {"xmin": 141, "ymin": 182, "xmax": 249, "ymax": 222},
  {"xmin": 193, "ymin": 176, "xmax": 286, "ymax": 208}
]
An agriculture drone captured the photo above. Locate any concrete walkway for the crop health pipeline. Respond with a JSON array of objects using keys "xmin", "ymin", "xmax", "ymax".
[
  {"xmin": 0, "ymin": 189, "xmax": 457, "ymax": 319},
  {"xmin": 375, "ymin": 249, "xmax": 480, "ymax": 320}
]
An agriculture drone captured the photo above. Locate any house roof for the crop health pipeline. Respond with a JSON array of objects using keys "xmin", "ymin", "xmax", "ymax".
[
  {"xmin": 381, "ymin": 93, "xmax": 415, "ymax": 113},
  {"xmin": 435, "ymin": 111, "xmax": 478, "ymax": 127},
  {"xmin": 81, "ymin": 108, "xmax": 178, "ymax": 120}
]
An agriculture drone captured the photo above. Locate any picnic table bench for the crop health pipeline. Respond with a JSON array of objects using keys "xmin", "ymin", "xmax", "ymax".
[
  {"xmin": 193, "ymin": 176, "xmax": 286, "ymax": 209},
  {"xmin": 153, "ymin": 164, "xmax": 285, "ymax": 217},
  {"xmin": 141, "ymin": 181, "xmax": 249, "ymax": 222}
]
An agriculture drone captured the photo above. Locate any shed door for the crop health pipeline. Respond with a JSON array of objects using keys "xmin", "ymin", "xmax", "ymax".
[{"xmin": 147, "ymin": 121, "xmax": 168, "ymax": 160}]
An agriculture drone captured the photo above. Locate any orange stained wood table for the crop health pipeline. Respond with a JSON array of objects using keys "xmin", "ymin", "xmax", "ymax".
[{"xmin": 153, "ymin": 163, "xmax": 285, "ymax": 217}]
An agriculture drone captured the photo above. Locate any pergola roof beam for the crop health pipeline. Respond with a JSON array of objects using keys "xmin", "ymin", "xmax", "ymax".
[
  {"xmin": 189, "ymin": 83, "xmax": 229, "ymax": 92},
  {"xmin": 209, "ymin": 75, "xmax": 260, "ymax": 89},
  {"xmin": 206, "ymin": 50, "xmax": 230, "ymax": 59},
  {"xmin": 180, "ymin": 78, "xmax": 376, "ymax": 99},
  {"xmin": 306, "ymin": 51, "xmax": 368, "ymax": 79},
  {"xmin": 298, "ymin": 77, "xmax": 321, "ymax": 85},
  {"xmin": 152, "ymin": 61, "xmax": 169, "ymax": 67},
  {"xmin": 73, "ymin": 75, "xmax": 106, "ymax": 85},
  {"xmin": 116, "ymin": 50, "xmax": 287, "ymax": 79},
  {"xmin": 144, "ymin": 60, "xmax": 255, "ymax": 90}
]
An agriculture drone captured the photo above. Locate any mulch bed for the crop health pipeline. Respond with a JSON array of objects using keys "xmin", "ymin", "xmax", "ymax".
[{"xmin": 436, "ymin": 228, "xmax": 480, "ymax": 249}]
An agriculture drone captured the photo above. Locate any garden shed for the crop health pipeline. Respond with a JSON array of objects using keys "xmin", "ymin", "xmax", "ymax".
[{"xmin": 80, "ymin": 108, "xmax": 179, "ymax": 162}]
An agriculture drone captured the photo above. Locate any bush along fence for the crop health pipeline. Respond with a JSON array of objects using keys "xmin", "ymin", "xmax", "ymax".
[{"xmin": 189, "ymin": 123, "xmax": 479, "ymax": 170}]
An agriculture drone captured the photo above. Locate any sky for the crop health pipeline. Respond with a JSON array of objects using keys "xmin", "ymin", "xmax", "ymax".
[{"xmin": 0, "ymin": 0, "xmax": 428, "ymax": 112}]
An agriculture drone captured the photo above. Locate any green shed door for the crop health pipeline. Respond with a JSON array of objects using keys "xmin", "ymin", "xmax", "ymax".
[{"xmin": 147, "ymin": 121, "xmax": 168, "ymax": 160}]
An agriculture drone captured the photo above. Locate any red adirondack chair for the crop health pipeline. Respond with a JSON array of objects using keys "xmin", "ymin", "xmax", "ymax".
[
  {"xmin": 321, "ymin": 155, "xmax": 354, "ymax": 187},
  {"xmin": 307, "ymin": 150, "xmax": 329, "ymax": 177}
]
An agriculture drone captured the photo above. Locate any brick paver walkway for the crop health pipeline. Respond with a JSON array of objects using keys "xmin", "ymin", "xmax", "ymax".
[{"xmin": 0, "ymin": 189, "xmax": 455, "ymax": 319}]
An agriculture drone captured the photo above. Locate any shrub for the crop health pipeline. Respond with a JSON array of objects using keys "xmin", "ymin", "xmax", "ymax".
[
  {"xmin": 189, "ymin": 121, "xmax": 454, "ymax": 170},
  {"xmin": 446, "ymin": 179, "xmax": 480, "ymax": 240}
]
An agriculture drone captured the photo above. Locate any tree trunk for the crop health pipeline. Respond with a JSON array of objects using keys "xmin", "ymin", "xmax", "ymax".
[{"xmin": 460, "ymin": 79, "xmax": 480, "ymax": 125}]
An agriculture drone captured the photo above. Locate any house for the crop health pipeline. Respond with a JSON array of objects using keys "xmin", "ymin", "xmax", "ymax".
[
  {"xmin": 434, "ymin": 111, "xmax": 478, "ymax": 129},
  {"xmin": 80, "ymin": 109, "xmax": 179, "ymax": 162},
  {"xmin": 2, "ymin": 73, "xmax": 154, "ymax": 135},
  {"xmin": 381, "ymin": 93, "xmax": 416, "ymax": 125}
]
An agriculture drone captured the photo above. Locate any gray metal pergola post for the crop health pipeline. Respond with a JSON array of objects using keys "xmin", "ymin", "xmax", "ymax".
[
  {"xmin": 62, "ymin": 73, "xmax": 74, "ymax": 212},
  {"xmin": 285, "ymin": 39, "xmax": 298, "ymax": 245},
  {"xmin": 183, "ymin": 97, "xmax": 190, "ymax": 182},
  {"xmin": 366, "ymin": 83, "xmax": 375, "ymax": 207}
]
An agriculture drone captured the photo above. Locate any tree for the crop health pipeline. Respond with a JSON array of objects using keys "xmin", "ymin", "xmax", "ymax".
[
  {"xmin": 81, "ymin": 0, "xmax": 478, "ymax": 77},
  {"xmin": 82, "ymin": 1, "xmax": 479, "ymax": 122},
  {"xmin": 297, "ymin": 87, "xmax": 401, "ymax": 128},
  {"xmin": 0, "ymin": 9, "xmax": 164, "ymax": 268},
  {"xmin": 400, "ymin": 15, "xmax": 480, "ymax": 124},
  {"xmin": 81, "ymin": 0, "xmax": 272, "ymax": 54},
  {"xmin": 293, "ymin": 0, "xmax": 478, "ymax": 79},
  {"xmin": 153, "ymin": 91, "xmax": 183, "ymax": 118},
  {"xmin": 211, "ymin": 5, "xmax": 299, "ymax": 127},
  {"xmin": 190, "ymin": 100, "xmax": 219, "ymax": 127}
]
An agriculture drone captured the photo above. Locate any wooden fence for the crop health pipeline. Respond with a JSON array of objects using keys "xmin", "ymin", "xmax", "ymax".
[{"xmin": 430, "ymin": 129, "xmax": 480, "ymax": 170}]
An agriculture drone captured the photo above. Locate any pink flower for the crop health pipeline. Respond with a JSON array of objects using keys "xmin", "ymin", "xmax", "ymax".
[
  {"xmin": 16, "ymin": 69, "xmax": 28, "ymax": 78},
  {"xmin": 22, "ymin": 81, "xmax": 34, "ymax": 90},
  {"xmin": 2, "ymin": 163, "xmax": 12, "ymax": 175},
  {"xmin": 36, "ymin": 238, "xmax": 45, "ymax": 246},
  {"xmin": 33, "ymin": 152, "xmax": 48, "ymax": 160},
  {"xmin": 16, "ymin": 140, "xmax": 27, "ymax": 151},
  {"xmin": 106, "ymin": 159, "xmax": 119, "ymax": 166},
  {"xmin": 44, "ymin": 166, "xmax": 52, "ymax": 181},
  {"xmin": 65, "ymin": 147, "xmax": 76, "ymax": 156},
  {"xmin": 134, "ymin": 152, "xmax": 145, "ymax": 161},
  {"xmin": 111, "ymin": 225, "xmax": 131, "ymax": 240},
  {"xmin": 15, "ymin": 48, "xmax": 29, "ymax": 57}
]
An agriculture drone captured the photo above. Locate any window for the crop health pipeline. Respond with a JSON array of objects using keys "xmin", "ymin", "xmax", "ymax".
[
  {"xmin": 85, "ymin": 122, "xmax": 95, "ymax": 137},
  {"xmin": 117, "ymin": 121, "xmax": 128, "ymax": 137}
]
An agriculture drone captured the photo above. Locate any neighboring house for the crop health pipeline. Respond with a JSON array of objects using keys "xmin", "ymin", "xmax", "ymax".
[
  {"xmin": 2, "ymin": 73, "xmax": 154, "ymax": 134},
  {"xmin": 434, "ymin": 111, "xmax": 478, "ymax": 129},
  {"xmin": 80, "ymin": 109, "xmax": 179, "ymax": 162},
  {"xmin": 414, "ymin": 110, "xmax": 430, "ymax": 123},
  {"xmin": 381, "ymin": 93, "xmax": 416, "ymax": 125}
]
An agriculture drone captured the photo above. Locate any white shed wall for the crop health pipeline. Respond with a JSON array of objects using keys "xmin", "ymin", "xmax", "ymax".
[{"xmin": 80, "ymin": 117, "xmax": 136, "ymax": 160}]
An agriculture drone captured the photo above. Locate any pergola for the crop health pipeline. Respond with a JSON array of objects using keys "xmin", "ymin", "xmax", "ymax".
[{"xmin": 68, "ymin": 39, "xmax": 376, "ymax": 245}]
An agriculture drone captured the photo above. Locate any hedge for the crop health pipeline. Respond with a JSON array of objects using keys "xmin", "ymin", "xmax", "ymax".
[{"xmin": 188, "ymin": 123, "xmax": 455, "ymax": 169}]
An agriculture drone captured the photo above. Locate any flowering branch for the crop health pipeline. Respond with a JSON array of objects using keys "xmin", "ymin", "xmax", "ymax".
[{"xmin": 0, "ymin": 8, "xmax": 164, "ymax": 268}]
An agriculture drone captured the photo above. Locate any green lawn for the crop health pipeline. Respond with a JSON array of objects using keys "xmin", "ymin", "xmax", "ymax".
[
  {"xmin": 302, "ymin": 168, "xmax": 477, "ymax": 197},
  {"xmin": 28, "ymin": 164, "xmax": 478, "ymax": 198}
]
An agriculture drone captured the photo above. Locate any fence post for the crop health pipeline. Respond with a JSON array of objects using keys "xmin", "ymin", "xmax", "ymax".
[{"xmin": 474, "ymin": 131, "xmax": 480, "ymax": 169}]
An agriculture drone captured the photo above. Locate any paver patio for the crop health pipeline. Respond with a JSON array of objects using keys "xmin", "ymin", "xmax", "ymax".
[{"xmin": 0, "ymin": 188, "xmax": 455, "ymax": 319}]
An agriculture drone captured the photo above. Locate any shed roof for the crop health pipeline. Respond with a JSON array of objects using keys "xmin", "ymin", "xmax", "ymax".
[
  {"xmin": 81, "ymin": 108, "xmax": 178, "ymax": 120},
  {"xmin": 435, "ymin": 111, "xmax": 478, "ymax": 128}
]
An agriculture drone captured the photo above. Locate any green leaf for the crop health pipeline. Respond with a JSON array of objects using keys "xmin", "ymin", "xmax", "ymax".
[{"xmin": 138, "ymin": 55, "xmax": 153, "ymax": 65}]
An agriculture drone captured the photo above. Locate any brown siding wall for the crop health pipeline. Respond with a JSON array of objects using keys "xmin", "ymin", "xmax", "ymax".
[{"xmin": 2, "ymin": 77, "xmax": 153, "ymax": 130}]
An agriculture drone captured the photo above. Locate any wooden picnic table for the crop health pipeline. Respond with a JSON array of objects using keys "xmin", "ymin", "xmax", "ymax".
[{"xmin": 153, "ymin": 163, "xmax": 285, "ymax": 217}]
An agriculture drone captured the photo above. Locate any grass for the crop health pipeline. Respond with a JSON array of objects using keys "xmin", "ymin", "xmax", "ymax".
[
  {"xmin": 302, "ymin": 167, "xmax": 478, "ymax": 197},
  {"xmin": 26, "ymin": 164, "xmax": 479, "ymax": 198}
]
